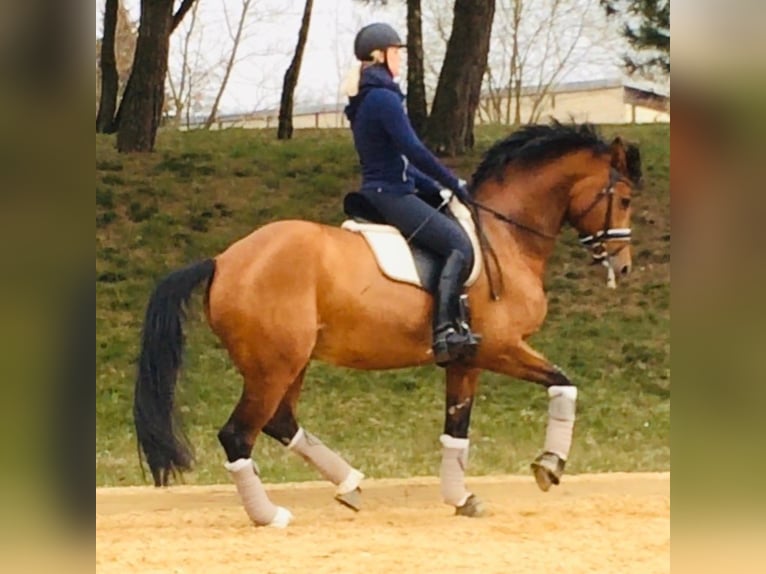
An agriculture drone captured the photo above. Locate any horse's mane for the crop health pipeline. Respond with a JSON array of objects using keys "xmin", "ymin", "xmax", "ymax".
[{"xmin": 470, "ymin": 121, "xmax": 641, "ymax": 191}]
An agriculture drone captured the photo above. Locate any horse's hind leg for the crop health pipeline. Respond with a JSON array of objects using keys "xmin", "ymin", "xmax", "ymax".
[
  {"xmin": 263, "ymin": 368, "xmax": 365, "ymax": 511},
  {"xmin": 217, "ymin": 371, "xmax": 296, "ymax": 528}
]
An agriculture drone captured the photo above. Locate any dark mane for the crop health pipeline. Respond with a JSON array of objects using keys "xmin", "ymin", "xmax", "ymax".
[
  {"xmin": 470, "ymin": 121, "xmax": 612, "ymax": 190},
  {"xmin": 625, "ymin": 142, "xmax": 643, "ymax": 188}
]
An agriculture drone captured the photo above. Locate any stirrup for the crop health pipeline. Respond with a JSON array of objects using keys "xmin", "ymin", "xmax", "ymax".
[{"xmin": 432, "ymin": 326, "xmax": 480, "ymax": 367}]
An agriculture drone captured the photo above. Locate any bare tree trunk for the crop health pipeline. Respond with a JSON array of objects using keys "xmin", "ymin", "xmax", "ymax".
[
  {"xmin": 277, "ymin": 0, "xmax": 314, "ymax": 140},
  {"xmin": 406, "ymin": 0, "xmax": 428, "ymax": 136},
  {"xmin": 514, "ymin": 62, "xmax": 523, "ymax": 125},
  {"xmin": 166, "ymin": 68, "xmax": 183, "ymax": 129},
  {"xmin": 490, "ymin": 0, "xmax": 604, "ymax": 127},
  {"xmin": 96, "ymin": 0, "xmax": 119, "ymax": 133},
  {"xmin": 167, "ymin": 0, "xmax": 201, "ymax": 128},
  {"xmin": 115, "ymin": 0, "xmax": 198, "ymax": 152},
  {"xmin": 425, "ymin": 0, "xmax": 495, "ymax": 156},
  {"xmin": 204, "ymin": 0, "xmax": 252, "ymax": 130},
  {"xmin": 508, "ymin": 0, "xmax": 523, "ymax": 125},
  {"xmin": 526, "ymin": 0, "xmax": 584, "ymax": 123},
  {"xmin": 484, "ymin": 66, "xmax": 503, "ymax": 123},
  {"xmin": 116, "ymin": 0, "xmax": 173, "ymax": 152},
  {"xmin": 186, "ymin": 77, "xmax": 194, "ymax": 128}
]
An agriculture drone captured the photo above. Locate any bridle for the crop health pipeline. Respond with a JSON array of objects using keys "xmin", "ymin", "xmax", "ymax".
[
  {"xmin": 463, "ymin": 167, "xmax": 632, "ymax": 298},
  {"xmin": 570, "ymin": 168, "xmax": 632, "ymax": 262},
  {"xmin": 466, "ymin": 168, "xmax": 631, "ymax": 252}
]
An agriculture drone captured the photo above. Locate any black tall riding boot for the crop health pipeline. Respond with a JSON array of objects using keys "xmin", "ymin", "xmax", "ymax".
[{"xmin": 432, "ymin": 251, "xmax": 481, "ymax": 366}]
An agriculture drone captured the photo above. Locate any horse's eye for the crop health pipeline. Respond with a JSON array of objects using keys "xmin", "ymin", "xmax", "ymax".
[{"xmin": 620, "ymin": 197, "xmax": 631, "ymax": 208}]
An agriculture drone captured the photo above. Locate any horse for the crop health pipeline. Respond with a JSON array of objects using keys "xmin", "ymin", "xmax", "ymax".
[{"xmin": 133, "ymin": 122, "xmax": 641, "ymax": 527}]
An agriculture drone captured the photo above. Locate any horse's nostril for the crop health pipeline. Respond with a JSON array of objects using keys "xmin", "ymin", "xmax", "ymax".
[{"xmin": 621, "ymin": 265, "xmax": 630, "ymax": 275}]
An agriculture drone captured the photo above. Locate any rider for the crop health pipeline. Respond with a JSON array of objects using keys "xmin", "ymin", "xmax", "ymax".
[{"xmin": 343, "ymin": 22, "xmax": 480, "ymax": 366}]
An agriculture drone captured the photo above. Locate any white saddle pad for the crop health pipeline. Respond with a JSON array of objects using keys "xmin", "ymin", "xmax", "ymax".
[{"xmin": 341, "ymin": 194, "xmax": 482, "ymax": 290}]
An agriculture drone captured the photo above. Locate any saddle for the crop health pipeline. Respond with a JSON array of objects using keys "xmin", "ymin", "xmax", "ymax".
[{"xmin": 341, "ymin": 191, "xmax": 482, "ymax": 294}]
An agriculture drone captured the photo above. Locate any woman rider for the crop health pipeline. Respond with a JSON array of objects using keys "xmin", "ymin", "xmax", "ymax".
[{"xmin": 343, "ymin": 22, "xmax": 480, "ymax": 366}]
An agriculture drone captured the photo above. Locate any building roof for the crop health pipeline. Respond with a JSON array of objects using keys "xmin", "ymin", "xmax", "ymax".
[
  {"xmin": 484, "ymin": 77, "xmax": 670, "ymax": 99},
  {"xmin": 190, "ymin": 77, "xmax": 669, "ymax": 126}
]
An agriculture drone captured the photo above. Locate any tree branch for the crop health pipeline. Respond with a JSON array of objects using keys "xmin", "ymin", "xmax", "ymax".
[
  {"xmin": 204, "ymin": 0, "xmax": 253, "ymax": 129},
  {"xmin": 171, "ymin": 0, "xmax": 198, "ymax": 33}
]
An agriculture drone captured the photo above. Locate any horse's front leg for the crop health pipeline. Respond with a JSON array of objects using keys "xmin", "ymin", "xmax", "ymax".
[
  {"xmin": 441, "ymin": 365, "xmax": 485, "ymax": 517},
  {"xmin": 484, "ymin": 340, "xmax": 577, "ymax": 492}
]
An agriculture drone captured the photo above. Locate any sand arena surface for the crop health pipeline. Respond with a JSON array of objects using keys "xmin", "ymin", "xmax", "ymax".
[{"xmin": 96, "ymin": 472, "xmax": 669, "ymax": 574}]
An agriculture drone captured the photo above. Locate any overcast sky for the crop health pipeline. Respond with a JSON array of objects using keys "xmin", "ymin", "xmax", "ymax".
[{"xmin": 96, "ymin": 0, "xmax": 632, "ymax": 116}]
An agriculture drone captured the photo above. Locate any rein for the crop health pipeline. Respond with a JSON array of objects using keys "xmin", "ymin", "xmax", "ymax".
[
  {"xmin": 468, "ymin": 200, "xmax": 557, "ymax": 241},
  {"xmin": 462, "ymin": 192, "xmax": 557, "ymax": 302},
  {"xmin": 470, "ymin": 203, "xmax": 504, "ymax": 301}
]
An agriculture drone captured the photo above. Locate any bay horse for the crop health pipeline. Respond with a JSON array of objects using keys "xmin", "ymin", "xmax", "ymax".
[{"xmin": 133, "ymin": 122, "xmax": 641, "ymax": 527}]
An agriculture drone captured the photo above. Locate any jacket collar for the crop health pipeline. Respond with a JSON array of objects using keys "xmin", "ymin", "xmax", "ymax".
[
  {"xmin": 358, "ymin": 64, "xmax": 401, "ymax": 95},
  {"xmin": 345, "ymin": 64, "xmax": 403, "ymax": 123}
]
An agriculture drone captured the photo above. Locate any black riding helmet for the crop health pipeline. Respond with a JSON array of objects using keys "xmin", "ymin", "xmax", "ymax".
[{"xmin": 354, "ymin": 23, "xmax": 405, "ymax": 61}]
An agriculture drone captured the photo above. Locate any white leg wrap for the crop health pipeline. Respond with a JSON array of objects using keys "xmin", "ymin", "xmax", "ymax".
[
  {"xmin": 439, "ymin": 434, "xmax": 471, "ymax": 507},
  {"xmin": 544, "ymin": 386, "xmax": 578, "ymax": 460},
  {"xmin": 287, "ymin": 428, "xmax": 364, "ymax": 495},
  {"xmin": 336, "ymin": 468, "xmax": 365, "ymax": 495},
  {"xmin": 224, "ymin": 458, "xmax": 293, "ymax": 528}
]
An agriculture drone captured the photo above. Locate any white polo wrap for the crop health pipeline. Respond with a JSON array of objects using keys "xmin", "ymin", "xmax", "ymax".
[
  {"xmin": 287, "ymin": 427, "xmax": 364, "ymax": 495},
  {"xmin": 439, "ymin": 434, "xmax": 471, "ymax": 507},
  {"xmin": 224, "ymin": 458, "xmax": 292, "ymax": 527},
  {"xmin": 544, "ymin": 386, "xmax": 578, "ymax": 460}
]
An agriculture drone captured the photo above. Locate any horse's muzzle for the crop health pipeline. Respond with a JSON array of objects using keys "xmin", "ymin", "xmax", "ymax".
[{"xmin": 609, "ymin": 245, "xmax": 632, "ymax": 283}]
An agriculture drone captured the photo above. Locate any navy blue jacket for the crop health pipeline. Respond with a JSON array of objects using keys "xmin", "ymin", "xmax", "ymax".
[{"xmin": 345, "ymin": 65, "xmax": 461, "ymax": 198}]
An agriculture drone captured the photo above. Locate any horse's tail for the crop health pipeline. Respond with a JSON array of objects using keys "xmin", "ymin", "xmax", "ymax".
[{"xmin": 133, "ymin": 259, "xmax": 216, "ymax": 486}]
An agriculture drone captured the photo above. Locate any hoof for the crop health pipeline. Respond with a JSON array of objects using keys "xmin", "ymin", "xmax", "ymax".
[
  {"xmin": 264, "ymin": 506, "xmax": 293, "ymax": 528},
  {"xmin": 335, "ymin": 487, "xmax": 362, "ymax": 512},
  {"xmin": 531, "ymin": 452, "xmax": 565, "ymax": 492},
  {"xmin": 455, "ymin": 494, "xmax": 485, "ymax": 517}
]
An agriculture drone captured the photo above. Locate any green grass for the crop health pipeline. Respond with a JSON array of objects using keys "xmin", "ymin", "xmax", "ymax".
[{"xmin": 96, "ymin": 124, "xmax": 670, "ymax": 486}]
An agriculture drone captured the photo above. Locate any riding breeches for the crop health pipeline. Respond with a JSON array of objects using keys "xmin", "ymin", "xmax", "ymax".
[{"xmin": 362, "ymin": 190, "xmax": 473, "ymax": 278}]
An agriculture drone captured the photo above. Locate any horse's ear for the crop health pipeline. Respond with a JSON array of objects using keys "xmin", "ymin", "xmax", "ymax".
[{"xmin": 609, "ymin": 137, "xmax": 628, "ymax": 174}]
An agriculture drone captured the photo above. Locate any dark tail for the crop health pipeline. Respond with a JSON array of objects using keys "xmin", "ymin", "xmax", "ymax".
[{"xmin": 133, "ymin": 259, "xmax": 216, "ymax": 486}]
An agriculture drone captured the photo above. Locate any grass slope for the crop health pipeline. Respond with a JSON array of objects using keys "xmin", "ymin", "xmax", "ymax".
[{"xmin": 96, "ymin": 124, "xmax": 669, "ymax": 486}]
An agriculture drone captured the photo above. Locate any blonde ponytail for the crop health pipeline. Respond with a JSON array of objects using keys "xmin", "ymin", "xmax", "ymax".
[
  {"xmin": 341, "ymin": 62, "xmax": 362, "ymax": 98},
  {"xmin": 342, "ymin": 62, "xmax": 362, "ymax": 97},
  {"xmin": 341, "ymin": 51, "xmax": 387, "ymax": 98}
]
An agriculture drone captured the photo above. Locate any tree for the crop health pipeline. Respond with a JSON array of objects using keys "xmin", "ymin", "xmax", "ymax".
[
  {"xmin": 96, "ymin": 1, "xmax": 137, "ymax": 132},
  {"xmin": 202, "ymin": 0, "xmax": 255, "ymax": 130},
  {"xmin": 115, "ymin": 0, "xmax": 198, "ymax": 153},
  {"xmin": 600, "ymin": 0, "xmax": 669, "ymax": 78},
  {"xmin": 420, "ymin": 0, "xmax": 453, "ymax": 102},
  {"xmin": 406, "ymin": 0, "xmax": 428, "ymax": 135},
  {"xmin": 352, "ymin": 0, "xmax": 428, "ymax": 134},
  {"xmin": 278, "ymin": 0, "xmax": 315, "ymax": 140},
  {"xmin": 480, "ymin": 0, "xmax": 616, "ymax": 125},
  {"xmin": 166, "ymin": 0, "xmax": 209, "ymax": 128},
  {"xmin": 425, "ymin": 0, "xmax": 495, "ymax": 155},
  {"xmin": 96, "ymin": 0, "xmax": 119, "ymax": 133}
]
